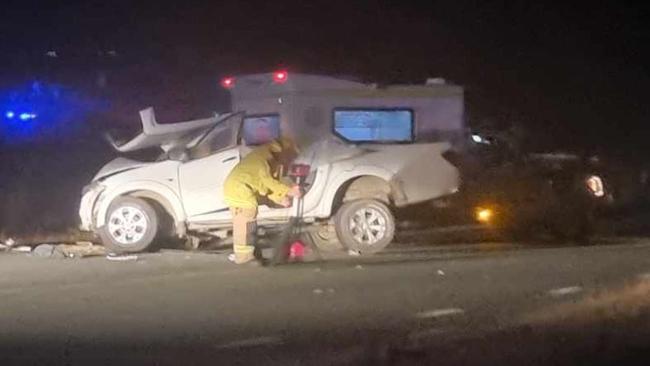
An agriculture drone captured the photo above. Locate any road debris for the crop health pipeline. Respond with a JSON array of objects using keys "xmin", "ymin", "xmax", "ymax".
[
  {"xmin": 548, "ymin": 286, "xmax": 583, "ymax": 297},
  {"xmin": 32, "ymin": 244, "xmax": 62, "ymax": 258},
  {"xmin": 437, "ymin": 269, "xmax": 445, "ymax": 276},
  {"xmin": 355, "ymin": 264, "xmax": 364, "ymax": 270},
  {"xmin": 106, "ymin": 254, "xmax": 139, "ymax": 262},
  {"xmin": 8, "ymin": 241, "xmax": 107, "ymax": 259},
  {"xmin": 58, "ymin": 243, "xmax": 106, "ymax": 258},
  {"xmin": 75, "ymin": 241, "xmax": 95, "ymax": 246},
  {"xmin": 348, "ymin": 249, "xmax": 361, "ymax": 256},
  {"xmin": 327, "ymin": 288, "xmax": 335, "ymax": 294},
  {"xmin": 313, "ymin": 288, "xmax": 324, "ymax": 295}
]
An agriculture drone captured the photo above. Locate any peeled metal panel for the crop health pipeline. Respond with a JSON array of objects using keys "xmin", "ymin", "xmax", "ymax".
[
  {"xmin": 344, "ymin": 143, "xmax": 460, "ymax": 204},
  {"xmin": 388, "ymin": 143, "xmax": 460, "ymax": 204},
  {"xmin": 106, "ymin": 107, "xmax": 231, "ymax": 153}
]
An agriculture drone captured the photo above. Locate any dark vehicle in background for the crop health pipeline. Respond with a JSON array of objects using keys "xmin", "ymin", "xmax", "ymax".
[{"xmin": 458, "ymin": 132, "xmax": 610, "ymax": 243}]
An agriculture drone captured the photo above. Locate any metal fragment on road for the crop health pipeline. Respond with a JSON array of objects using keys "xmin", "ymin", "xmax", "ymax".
[
  {"xmin": 548, "ymin": 286, "xmax": 582, "ymax": 296},
  {"xmin": 416, "ymin": 308, "xmax": 465, "ymax": 319},
  {"xmin": 32, "ymin": 244, "xmax": 56, "ymax": 258},
  {"xmin": 106, "ymin": 254, "xmax": 139, "ymax": 262},
  {"xmin": 58, "ymin": 243, "xmax": 106, "ymax": 258}
]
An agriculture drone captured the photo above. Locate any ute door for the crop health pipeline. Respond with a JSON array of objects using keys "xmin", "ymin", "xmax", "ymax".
[{"xmin": 178, "ymin": 114, "xmax": 242, "ymax": 221}]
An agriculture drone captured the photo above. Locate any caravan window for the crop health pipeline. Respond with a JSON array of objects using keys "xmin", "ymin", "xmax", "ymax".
[
  {"xmin": 333, "ymin": 109, "xmax": 414, "ymax": 142},
  {"xmin": 243, "ymin": 114, "xmax": 281, "ymax": 146}
]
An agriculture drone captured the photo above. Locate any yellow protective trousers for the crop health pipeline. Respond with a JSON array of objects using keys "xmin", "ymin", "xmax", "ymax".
[{"xmin": 230, "ymin": 207, "xmax": 257, "ymax": 257}]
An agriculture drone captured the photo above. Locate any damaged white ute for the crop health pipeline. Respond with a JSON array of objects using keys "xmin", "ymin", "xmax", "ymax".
[{"xmin": 79, "ymin": 73, "xmax": 461, "ymax": 253}]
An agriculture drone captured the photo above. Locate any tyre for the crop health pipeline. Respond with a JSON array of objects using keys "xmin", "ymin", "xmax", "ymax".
[
  {"xmin": 334, "ymin": 199, "xmax": 395, "ymax": 254},
  {"xmin": 98, "ymin": 196, "xmax": 159, "ymax": 253}
]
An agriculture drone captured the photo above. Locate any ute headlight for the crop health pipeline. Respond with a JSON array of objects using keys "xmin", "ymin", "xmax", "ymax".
[{"xmin": 586, "ymin": 175, "xmax": 605, "ymax": 197}]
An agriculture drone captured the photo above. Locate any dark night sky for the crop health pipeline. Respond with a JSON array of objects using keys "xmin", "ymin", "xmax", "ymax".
[{"xmin": 0, "ymin": 1, "xmax": 649, "ymax": 154}]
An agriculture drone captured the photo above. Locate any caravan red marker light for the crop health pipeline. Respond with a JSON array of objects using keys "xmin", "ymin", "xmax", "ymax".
[
  {"xmin": 272, "ymin": 70, "xmax": 288, "ymax": 83},
  {"xmin": 221, "ymin": 77, "xmax": 235, "ymax": 89}
]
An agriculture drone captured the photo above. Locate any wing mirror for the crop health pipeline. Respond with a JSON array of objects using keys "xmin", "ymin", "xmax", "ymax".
[{"xmin": 168, "ymin": 147, "xmax": 190, "ymax": 162}]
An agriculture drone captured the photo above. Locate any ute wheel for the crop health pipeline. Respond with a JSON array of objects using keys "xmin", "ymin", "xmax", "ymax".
[
  {"xmin": 99, "ymin": 196, "xmax": 158, "ymax": 253},
  {"xmin": 334, "ymin": 199, "xmax": 395, "ymax": 255}
]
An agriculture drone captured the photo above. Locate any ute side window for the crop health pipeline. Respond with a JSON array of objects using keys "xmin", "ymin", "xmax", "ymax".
[
  {"xmin": 243, "ymin": 114, "xmax": 281, "ymax": 146},
  {"xmin": 333, "ymin": 109, "xmax": 414, "ymax": 143},
  {"xmin": 188, "ymin": 114, "xmax": 241, "ymax": 160}
]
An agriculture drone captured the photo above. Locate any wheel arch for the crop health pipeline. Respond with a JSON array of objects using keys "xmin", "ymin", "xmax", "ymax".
[{"xmin": 318, "ymin": 167, "xmax": 401, "ymax": 217}]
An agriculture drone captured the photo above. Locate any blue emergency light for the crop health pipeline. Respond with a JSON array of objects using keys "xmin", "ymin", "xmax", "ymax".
[{"xmin": 18, "ymin": 112, "xmax": 37, "ymax": 121}]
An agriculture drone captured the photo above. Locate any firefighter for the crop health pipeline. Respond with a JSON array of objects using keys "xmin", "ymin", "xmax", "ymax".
[{"xmin": 223, "ymin": 137, "xmax": 301, "ymax": 264}]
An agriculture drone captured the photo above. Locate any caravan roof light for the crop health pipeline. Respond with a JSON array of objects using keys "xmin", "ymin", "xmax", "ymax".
[
  {"xmin": 221, "ymin": 77, "xmax": 235, "ymax": 89},
  {"xmin": 272, "ymin": 70, "xmax": 288, "ymax": 84}
]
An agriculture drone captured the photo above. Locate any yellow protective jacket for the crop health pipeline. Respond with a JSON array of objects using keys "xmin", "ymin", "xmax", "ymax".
[{"xmin": 223, "ymin": 143, "xmax": 291, "ymax": 209}]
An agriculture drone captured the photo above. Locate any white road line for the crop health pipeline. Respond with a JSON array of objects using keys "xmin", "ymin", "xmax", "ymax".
[
  {"xmin": 548, "ymin": 286, "xmax": 583, "ymax": 296},
  {"xmin": 216, "ymin": 336, "xmax": 283, "ymax": 349},
  {"xmin": 416, "ymin": 308, "xmax": 464, "ymax": 319}
]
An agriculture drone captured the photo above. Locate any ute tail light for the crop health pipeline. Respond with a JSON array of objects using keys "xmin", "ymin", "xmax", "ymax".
[
  {"xmin": 272, "ymin": 70, "xmax": 288, "ymax": 84},
  {"xmin": 221, "ymin": 77, "xmax": 235, "ymax": 89},
  {"xmin": 289, "ymin": 164, "xmax": 310, "ymax": 178}
]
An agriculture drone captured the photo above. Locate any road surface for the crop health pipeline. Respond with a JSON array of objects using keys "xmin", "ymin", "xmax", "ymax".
[{"xmin": 1, "ymin": 238, "xmax": 650, "ymax": 365}]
